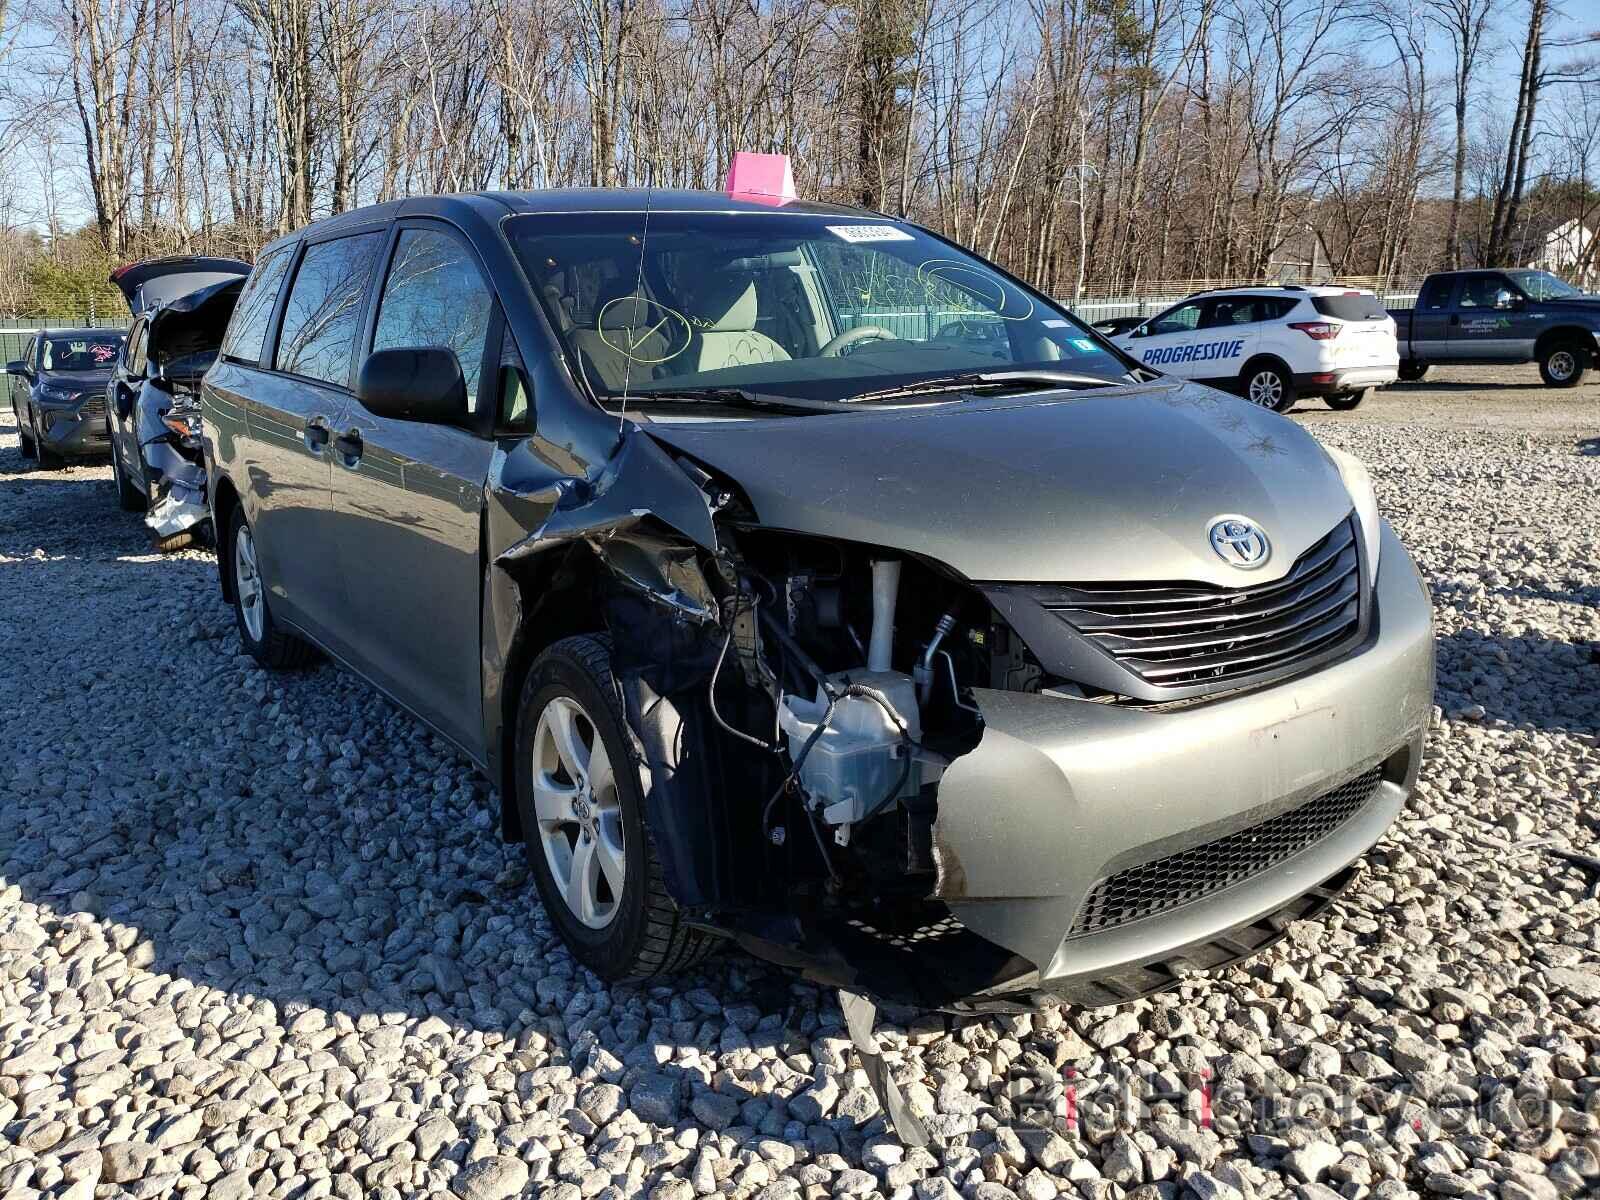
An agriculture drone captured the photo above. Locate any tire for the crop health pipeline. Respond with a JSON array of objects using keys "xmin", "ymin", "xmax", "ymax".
[
  {"xmin": 1324, "ymin": 390, "xmax": 1366, "ymax": 411},
  {"xmin": 225, "ymin": 507, "xmax": 317, "ymax": 669},
  {"xmin": 112, "ymin": 442, "xmax": 147, "ymax": 512},
  {"xmin": 16, "ymin": 410, "xmax": 35, "ymax": 459},
  {"xmin": 1397, "ymin": 361, "xmax": 1428, "ymax": 382},
  {"xmin": 34, "ymin": 436, "xmax": 62, "ymax": 470},
  {"xmin": 1242, "ymin": 361, "xmax": 1296, "ymax": 412},
  {"xmin": 515, "ymin": 634, "xmax": 716, "ymax": 982},
  {"xmin": 1539, "ymin": 341, "xmax": 1586, "ymax": 388}
]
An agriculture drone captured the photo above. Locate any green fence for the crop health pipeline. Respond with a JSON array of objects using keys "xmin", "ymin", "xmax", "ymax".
[{"xmin": 0, "ymin": 317, "xmax": 128, "ymax": 368}]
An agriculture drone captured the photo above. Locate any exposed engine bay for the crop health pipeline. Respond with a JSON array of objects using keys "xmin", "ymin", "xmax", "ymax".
[{"xmin": 498, "ymin": 430, "xmax": 1085, "ymax": 1010}]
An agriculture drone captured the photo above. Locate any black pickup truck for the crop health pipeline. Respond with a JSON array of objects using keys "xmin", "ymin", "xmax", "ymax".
[{"xmin": 1388, "ymin": 268, "xmax": 1599, "ymax": 387}]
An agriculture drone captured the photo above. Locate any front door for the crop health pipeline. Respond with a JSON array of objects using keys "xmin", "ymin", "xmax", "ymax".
[
  {"xmin": 330, "ymin": 222, "xmax": 498, "ymax": 755},
  {"xmin": 1449, "ymin": 272, "xmax": 1527, "ymax": 360},
  {"xmin": 1121, "ymin": 298, "xmax": 1210, "ymax": 379}
]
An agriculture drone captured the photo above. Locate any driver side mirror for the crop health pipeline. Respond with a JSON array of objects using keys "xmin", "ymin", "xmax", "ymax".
[
  {"xmin": 1130, "ymin": 324, "xmax": 1148, "ymax": 338},
  {"xmin": 356, "ymin": 347, "xmax": 467, "ymax": 425},
  {"xmin": 1494, "ymin": 289, "xmax": 1522, "ymax": 311},
  {"xmin": 5, "ymin": 360, "xmax": 24, "ymax": 376}
]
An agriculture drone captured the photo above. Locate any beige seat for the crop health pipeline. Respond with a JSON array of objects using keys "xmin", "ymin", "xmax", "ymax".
[
  {"xmin": 569, "ymin": 287, "xmax": 684, "ymax": 391},
  {"xmin": 682, "ymin": 274, "xmax": 790, "ymax": 371}
]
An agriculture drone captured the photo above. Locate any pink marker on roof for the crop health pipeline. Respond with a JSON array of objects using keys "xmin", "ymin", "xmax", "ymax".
[{"xmin": 724, "ymin": 152, "xmax": 796, "ymax": 206}]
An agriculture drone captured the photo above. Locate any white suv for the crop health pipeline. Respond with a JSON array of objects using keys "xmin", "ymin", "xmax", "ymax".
[{"xmin": 1109, "ymin": 286, "xmax": 1399, "ymax": 412}]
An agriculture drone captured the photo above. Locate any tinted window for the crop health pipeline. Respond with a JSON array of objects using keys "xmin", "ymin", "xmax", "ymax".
[
  {"xmin": 1150, "ymin": 302, "xmax": 1203, "ymax": 335},
  {"xmin": 276, "ymin": 233, "xmax": 384, "ymax": 386},
  {"xmin": 1418, "ymin": 277, "xmax": 1454, "ymax": 310},
  {"xmin": 127, "ymin": 320, "xmax": 149, "ymax": 375},
  {"xmin": 1311, "ymin": 294, "xmax": 1386, "ymax": 321},
  {"xmin": 1203, "ymin": 296, "xmax": 1291, "ymax": 327},
  {"xmin": 222, "ymin": 245, "xmax": 292, "ymax": 365},
  {"xmin": 1458, "ymin": 274, "xmax": 1510, "ymax": 309},
  {"xmin": 372, "ymin": 228, "xmax": 494, "ymax": 407}
]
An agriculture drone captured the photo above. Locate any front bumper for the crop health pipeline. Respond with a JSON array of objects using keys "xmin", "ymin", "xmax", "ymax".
[
  {"xmin": 1294, "ymin": 365, "xmax": 1399, "ymax": 395},
  {"xmin": 932, "ymin": 519, "xmax": 1433, "ymax": 1006},
  {"xmin": 38, "ymin": 408, "xmax": 111, "ymax": 456}
]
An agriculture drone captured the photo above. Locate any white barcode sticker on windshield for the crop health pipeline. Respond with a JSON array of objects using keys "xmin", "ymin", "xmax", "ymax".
[{"xmin": 827, "ymin": 224, "xmax": 915, "ymax": 243}]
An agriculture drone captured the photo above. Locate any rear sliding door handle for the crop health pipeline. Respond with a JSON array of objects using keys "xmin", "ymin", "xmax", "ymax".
[
  {"xmin": 304, "ymin": 415, "xmax": 331, "ymax": 452},
  {"xmin": 333, "ymin": 428, "xmax": 364, "ymax": 467}
]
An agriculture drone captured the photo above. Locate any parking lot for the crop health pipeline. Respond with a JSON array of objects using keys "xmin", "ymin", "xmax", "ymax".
[{"xmin": 1, "ymin": 369, "xmax": 1597, "ymax": 1200}]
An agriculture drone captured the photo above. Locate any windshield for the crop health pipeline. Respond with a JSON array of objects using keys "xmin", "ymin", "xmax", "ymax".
[
  {"xmin": 43, "ymin": 334, "xmax": 124, "ymax": 372},
  {"xmin": 506, "ymin": 210, "xmax": 1134, "ymax": 408},
  {"xmin": 1507, "ymin": 270, "xmax": 1581, "ymax": 301}
]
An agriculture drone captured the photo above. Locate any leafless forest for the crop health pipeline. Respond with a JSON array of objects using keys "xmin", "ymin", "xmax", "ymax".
[{"xmin": 0, "ymin": 0, "xmax": 1597, "ymax": 316}]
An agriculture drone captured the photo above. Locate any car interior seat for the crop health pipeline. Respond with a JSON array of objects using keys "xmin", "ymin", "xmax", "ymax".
[
  {"xmin": 681, "ymin": 273, "xmax": 792, "ymax": 371},
  {"xmin": 568, "ymin": 283, "xmax": 682, "ymax": 391}
]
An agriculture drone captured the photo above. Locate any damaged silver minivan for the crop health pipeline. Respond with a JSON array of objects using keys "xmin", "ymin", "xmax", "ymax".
[{"xmin": 203, "ymin": 190, "xmax": 1434, "ymax": 1014}]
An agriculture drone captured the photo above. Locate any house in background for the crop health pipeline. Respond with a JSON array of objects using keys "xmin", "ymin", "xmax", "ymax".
[{"xmin": 1525, "ymin": 218, "xmax": 1594, "ymax": 282}]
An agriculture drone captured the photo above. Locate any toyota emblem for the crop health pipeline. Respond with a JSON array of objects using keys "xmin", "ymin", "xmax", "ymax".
[{"xmin": 1208, "ymin": 516, "xmax": 1271, "ymax": 569}]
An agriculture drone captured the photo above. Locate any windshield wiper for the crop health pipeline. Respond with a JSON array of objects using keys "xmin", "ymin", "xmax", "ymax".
[
  {"xmin": 842, "ymin": 369, "xmax": 1124, "ymax": 404},
  {"xmin": 622, "ymin": 387, "xmax": 832, "ymax": 415}
]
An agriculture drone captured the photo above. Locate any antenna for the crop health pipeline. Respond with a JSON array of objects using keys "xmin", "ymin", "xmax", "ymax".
[{"xmin": 616, "ymin": 182, "xmax": 654, "ymax": 434}]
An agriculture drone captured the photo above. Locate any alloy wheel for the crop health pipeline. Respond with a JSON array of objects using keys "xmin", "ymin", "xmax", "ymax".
[
  {"xmin": 1548, "ymin": 350, "xmax": 1576, "ymax": 382},
  {"xmin": 1247, "ymin": 370, "xmax": 1284, "ymax": 407},
  {"xmin": 531, "ymin": 694, "xmax": 625, "ymax": 929},
  {"xmin": 234, "ymin": 524, "xmax": 266, "ymax": 642}
]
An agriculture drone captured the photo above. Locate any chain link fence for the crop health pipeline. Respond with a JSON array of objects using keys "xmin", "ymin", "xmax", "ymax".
[
  {"xmin": 0, "ymin": 317, "xmax": 129, "ymax": 369},
  {"xmin": 0, "ymin": 276, "xmax": 1423, "ymax": 369}
]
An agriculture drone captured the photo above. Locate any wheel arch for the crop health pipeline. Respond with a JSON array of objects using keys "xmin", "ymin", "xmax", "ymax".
[
  {"xmin": 211, "ymin": 473, "xmax": 242, "ymax": 603},
  {"xmin": 1534, "ymin": 325, "xmax": 1593, "ymax": 361},
  {"xmin": 491, "ymin": 543, "xmax": 610, "ymax": 842},
  {"xmin": 1239, "ymin": 352, "xmax": 1292, "ymax": 384}
]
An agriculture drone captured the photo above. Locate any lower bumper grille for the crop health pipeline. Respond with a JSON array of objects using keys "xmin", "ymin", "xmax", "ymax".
[{"xmin": 1069, "ymin": 766, "xmax": 1384, "ymax": 939}]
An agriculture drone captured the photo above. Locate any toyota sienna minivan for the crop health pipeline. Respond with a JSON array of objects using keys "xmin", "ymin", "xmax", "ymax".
[{"xmin": 201, "ymin": 189, "xmax": 1433, "ymax": 1014}]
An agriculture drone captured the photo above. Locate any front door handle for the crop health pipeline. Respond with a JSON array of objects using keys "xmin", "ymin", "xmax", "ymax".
[
  {"xmin": 1449, "ymin": 314, "xmax": 1460, "ymax": 326},
  {"xmin": 304, "ymin": 415, "xmax": 331, "ymax": 452},
  {"xmin": 333, "ymin": 427, "xmax": 364, "ymax": 467}
]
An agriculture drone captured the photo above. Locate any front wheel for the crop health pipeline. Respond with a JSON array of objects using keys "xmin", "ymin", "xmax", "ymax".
[
  {"xmin": 1539, "ymin": 342, "xmax": 1587, "ymax": 388},
  {"xmin": 516, "ymin": 634, "xmax": 716, "ymax": 982},
  {"xmin": 1397, "ymin": 361, "xmax": 1428, "ymax": 382},
  {"xmin": 1324, "ymin": 390, "xmax": 1367, "ymax": 411},
  {"xmin": 33, "ymin": 424, "xmax": 62, "ymax": 470},
  {"xmin": 17, "ymin": 413, "xmax": 35, "ymax": 459},
  {"xmin": 1242, "ymin": 362, "xmax": 1296, "ymax": 412},
  {"xmin": 225, "ymin": 507, "xmax": 316, "ymax": 669}
]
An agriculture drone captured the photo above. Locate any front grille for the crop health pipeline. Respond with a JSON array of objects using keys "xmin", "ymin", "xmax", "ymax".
[
  {"xmin": 80, "ymin": 394, "xmax": 107, "ymax": 419},
  {"xmin": 1043, "ymin": 516, "xmax": 1363, "ymax": 690},
  {"xmin": 1069, "ymin": 766, "xmax": 1384, "ymax": 938}
]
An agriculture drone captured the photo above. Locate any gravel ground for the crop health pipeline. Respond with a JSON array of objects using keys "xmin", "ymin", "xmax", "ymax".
[{"xmin": 2, "ymin": 367, "xmax": 1598, "ymax": 1200}]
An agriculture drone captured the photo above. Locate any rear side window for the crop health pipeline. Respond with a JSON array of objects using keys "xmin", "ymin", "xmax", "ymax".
[
  {"xmin": 276, "ymin": 232, "xmax": 385, "ymax": 386},
  {"xmin": 372, "ymin": 227, "xmax": 494, "ymax": 408},
  {"xmin": 1204, "ymin": 296, "xmax": 1296, "ymax": 326},
  {"xmin": 1312, "ymin": 294, "xmax": 1386, "ymax": 321},
  {"xmin": 127, "ymin": 319, "xmax": 149, "ymax": 375},
  {"xmin": 1418, "ymin": 277, "xmax": 1453, "ymax": 310},
  {"xmin": 222, "ymin": 245, "xmax": 292, "ymax": 365}
]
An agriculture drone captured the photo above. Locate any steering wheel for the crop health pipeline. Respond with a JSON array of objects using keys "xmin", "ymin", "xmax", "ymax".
[{"xmin": 819, "ymin": 324, "xmax": 895, "ymax": 358}]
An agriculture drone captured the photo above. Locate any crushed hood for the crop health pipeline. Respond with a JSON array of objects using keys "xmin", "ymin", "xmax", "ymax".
[{"xmin": 640, "ymin": 381, "xmax": 1355, "ymax": 587}]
